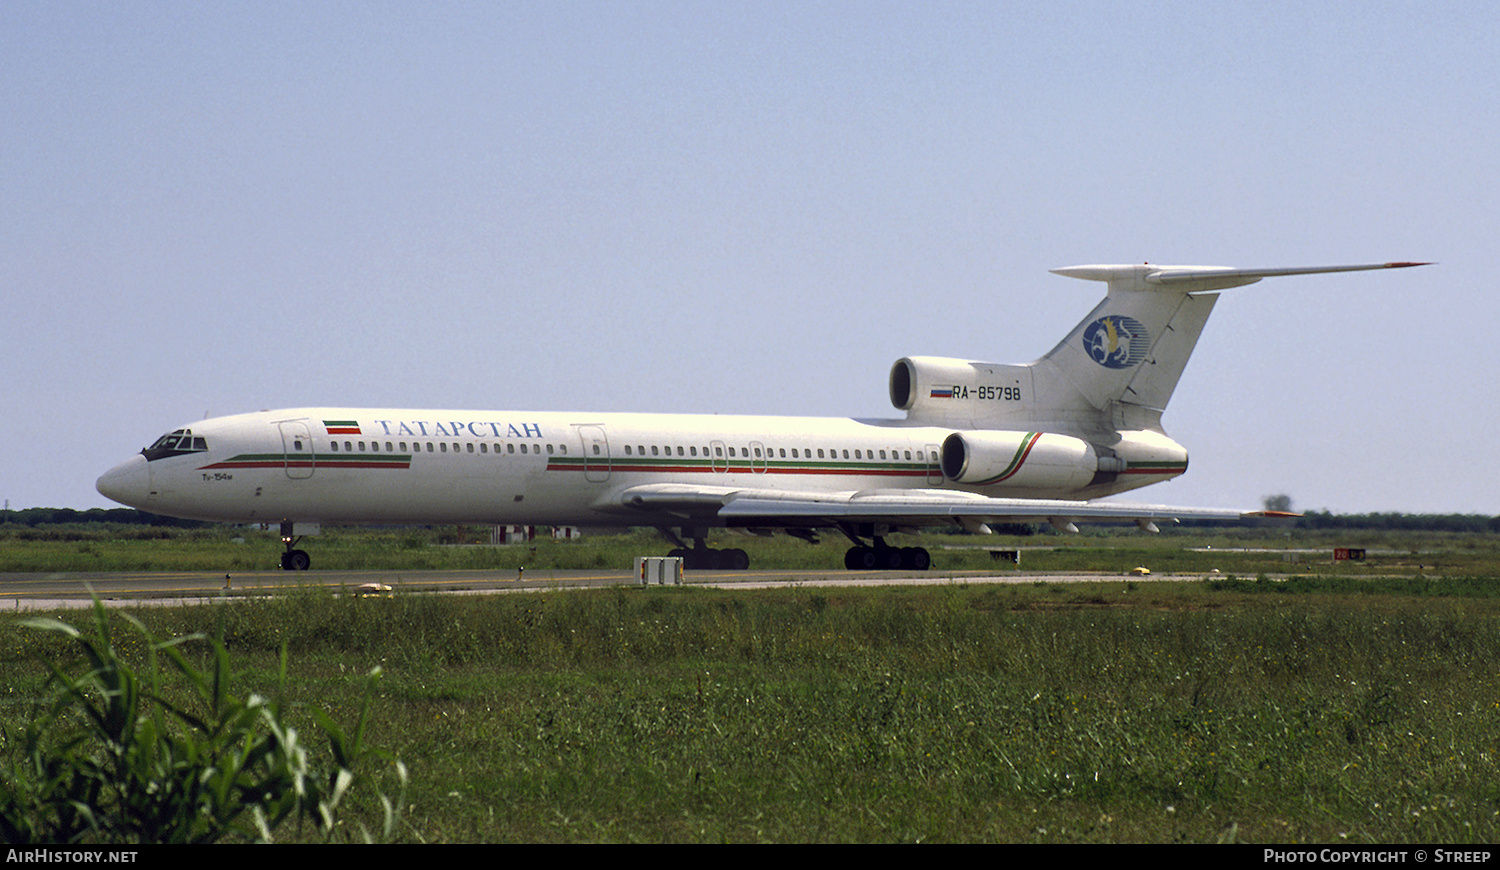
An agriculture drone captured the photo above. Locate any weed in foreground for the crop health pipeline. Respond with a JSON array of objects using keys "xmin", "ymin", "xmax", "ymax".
[{"xmin": 0, "ymin": 597, "xmax": 406, "ymax": 844}]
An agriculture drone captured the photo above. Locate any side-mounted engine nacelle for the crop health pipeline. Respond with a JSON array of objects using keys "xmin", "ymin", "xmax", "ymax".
[
  {"xmin": 890, "ymin": 356, "xmax": 1029, "ymax": 426},
  {"xmin": 939, "ymin": 430, "xmax": 1100, "ymax": 493}
]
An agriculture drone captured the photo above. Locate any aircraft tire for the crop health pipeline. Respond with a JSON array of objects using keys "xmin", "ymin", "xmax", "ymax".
[
  {"xmin": 284, "ymin": 549, "xmax": 311, "ymax": 571},
  {"xmin": 903, "ymin": 547, "xmax": 932, "ymax": 570},
  {"xmin": 724, "ymin": 548, "xmax": 750, "ymax": 570},
  {"xmin": 845, "ymin": 546, "xmax": 880, "ymax": 570}
]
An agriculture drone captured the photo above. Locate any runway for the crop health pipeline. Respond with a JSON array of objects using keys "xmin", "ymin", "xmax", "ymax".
[{"xmin": 0, "ymin": 566, "xmax": 1195, "ymax": 610}]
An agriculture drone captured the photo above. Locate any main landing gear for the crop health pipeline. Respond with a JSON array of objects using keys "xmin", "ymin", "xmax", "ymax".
[
  {"xmin": 843, "ymin": 541, "xmax": 931, "ymax": 571},
  {"xmin": 660, "ymin": 528, "xmax": 751, "ymax": 570},
  {"xmin": 658, "ymin": 526, "xmax": 933, "ymax": 572},
  {"xmin": 667, "ymin": 546, "xmax": 749, "ymax": 570},
  {"xmin": 840, "ymin": 526, "xmax": 931, "ymax": 571},
  {"xmin": 280, "ymin": 521, "xmax": 311, "ymax": 571}
]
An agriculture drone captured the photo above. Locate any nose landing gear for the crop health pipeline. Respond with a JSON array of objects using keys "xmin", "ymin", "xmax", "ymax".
[{"xmin": 280, "ymin": 521, "xmax": 312, "ymax": 570}]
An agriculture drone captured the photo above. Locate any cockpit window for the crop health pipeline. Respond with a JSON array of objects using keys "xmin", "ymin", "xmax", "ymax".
[{"xmin": 142, "ymin": 428, "xmax": 209, "ymax": 461}]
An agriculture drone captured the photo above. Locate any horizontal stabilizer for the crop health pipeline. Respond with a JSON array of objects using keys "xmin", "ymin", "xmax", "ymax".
[{"xmin": 1051, "ymin": 261, "xmax": 1429, "ymax": 293}]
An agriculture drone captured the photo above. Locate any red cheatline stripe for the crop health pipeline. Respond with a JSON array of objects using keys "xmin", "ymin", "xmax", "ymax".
[{"xmin": 547, "ymin": 461, "xmax": 928, "ymax": 477}]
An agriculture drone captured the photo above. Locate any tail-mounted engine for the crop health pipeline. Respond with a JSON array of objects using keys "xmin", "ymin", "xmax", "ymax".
[
  {"xmin": 890, "ymin": 356, "xmax": 1030, "ymax": 427},
  {"xmin": 939, "ymin": 430, "xmax": 1100, "ymax": 493},
  {"xmin": 938, "ymin": 428, "xmax": 1190, "ymax": 497}
]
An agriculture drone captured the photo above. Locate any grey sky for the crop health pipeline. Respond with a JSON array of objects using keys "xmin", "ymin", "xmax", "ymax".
[{"xmin": 3, "ymin": 1, "xmax": 1494, "ymax": 514}]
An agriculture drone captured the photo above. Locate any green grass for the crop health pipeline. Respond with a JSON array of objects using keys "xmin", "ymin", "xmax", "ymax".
[
  {"xmin": 3, "ymin": 522, "xmax": 1497, "ymax": 577},
  {"xmin": 5, "ymin": 581, "xmax": 1500, "ymax": 842}
]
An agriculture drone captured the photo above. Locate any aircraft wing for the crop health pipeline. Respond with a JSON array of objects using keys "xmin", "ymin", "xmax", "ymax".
[{"xmin": 607, "ymin": 483, "xmax": 1283, "ymax": 530}]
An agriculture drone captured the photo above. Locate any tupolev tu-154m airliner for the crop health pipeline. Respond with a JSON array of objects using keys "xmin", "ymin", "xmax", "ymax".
[{"xmin": 97, "ymin": 261, "xmax": 1426, "ymax": 571}]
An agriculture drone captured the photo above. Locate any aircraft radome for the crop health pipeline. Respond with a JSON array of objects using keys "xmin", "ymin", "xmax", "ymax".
[{"xmin": 97, "ymin": 261, "xmax": 1427, "ymax": 571}]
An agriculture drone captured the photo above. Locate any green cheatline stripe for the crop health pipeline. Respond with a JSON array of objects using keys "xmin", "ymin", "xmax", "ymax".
[
  {"xmin": 201, "ymin": 453, "xmax": 411, "ymax": 469},
  {"xmin": 970, "ymin": 432, "xmax": 1041, "ymax": 486},
  {"xmin": 323, "ymin": 420, "xmax": 360, "ymax": 426}
]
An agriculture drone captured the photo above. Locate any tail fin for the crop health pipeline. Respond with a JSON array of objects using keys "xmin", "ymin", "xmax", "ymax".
[{"xmin": 1033, "ymin": 262, "xmax": 1428, "ymax": 426}]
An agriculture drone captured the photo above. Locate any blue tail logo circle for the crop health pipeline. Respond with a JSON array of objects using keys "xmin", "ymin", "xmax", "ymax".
[{"xmin": 1082, "ymin": 315, "xmax": 1149, "ymax": 369}]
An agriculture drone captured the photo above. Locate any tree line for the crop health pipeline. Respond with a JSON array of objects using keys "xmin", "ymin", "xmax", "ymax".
[{"xmin": 0, "ymin": 507, "xmax": 205, "ymax": 527}]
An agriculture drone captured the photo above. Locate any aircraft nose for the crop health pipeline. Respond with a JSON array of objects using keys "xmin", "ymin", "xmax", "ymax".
[{"xmin": 96, "ymin": 455, "xmax": 149, "ymax": 508}]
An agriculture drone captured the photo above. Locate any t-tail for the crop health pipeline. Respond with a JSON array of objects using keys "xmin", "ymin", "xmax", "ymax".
[
  {"xmin": 890, "ymin": 261, "xmax": 1427, "ymax": 498},
  {"xmin": 1035, "ymin": 262, "xmax": 1428, "ymax": 431}
]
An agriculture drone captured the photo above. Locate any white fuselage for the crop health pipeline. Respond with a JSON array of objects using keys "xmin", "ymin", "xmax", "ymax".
[{"xmin": 95, "ymin": 407, "xmax": 1182, "ymax": 529}]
